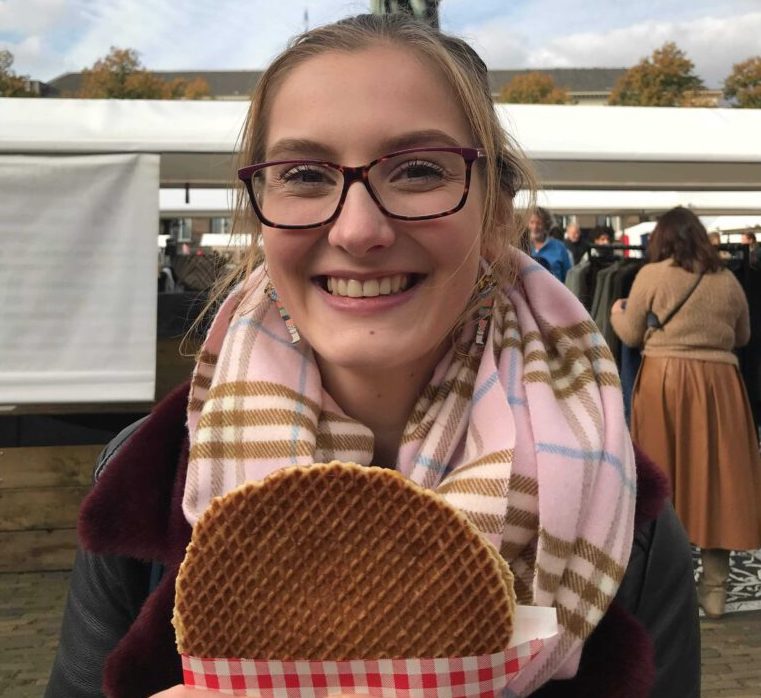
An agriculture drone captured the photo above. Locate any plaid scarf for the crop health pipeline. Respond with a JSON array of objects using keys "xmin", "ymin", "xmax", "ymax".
[{"xmin": 183, "ymin": 250, "xmax": 636, "ymax": 695}]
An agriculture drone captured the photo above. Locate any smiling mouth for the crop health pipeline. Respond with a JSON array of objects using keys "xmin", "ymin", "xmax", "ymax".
[{"xmin": 317, "ymin": 274, "xmax": 422, "ymax": 298}]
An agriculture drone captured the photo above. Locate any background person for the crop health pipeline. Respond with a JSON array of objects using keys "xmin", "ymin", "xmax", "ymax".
[
  {"xmin": 611, "ymin": 206, "xmax": 761, "ymax": 620},
  {"xmin": 528, "ymin": 206, "xmax": 571, "ymax": 281},
  {"xmin": 590, "ymin": 224, "xmax": 616, "ymax": 262},
  {"xmin": 563, "ymin": 221, "xmax": 588, "ymax": 265},
  {"xmin": 707, "ymin": 231, "xmax": 731, "ymax": 260},
  {"xmin": 46, "ymin": 14, "xmax": 698, "ymax": 698},
  {"xmin": 741, "ymin": 230, "xmax": 759, "ymax": 267}
]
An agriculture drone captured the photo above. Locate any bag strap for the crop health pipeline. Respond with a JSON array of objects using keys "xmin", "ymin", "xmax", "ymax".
[{"xmin": 647, "ymin": 272, "xmax": 704, "ymax": 330}]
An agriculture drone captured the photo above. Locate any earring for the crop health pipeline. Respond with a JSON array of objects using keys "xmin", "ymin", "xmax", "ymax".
[
  {"xmin": 265, "ymin": 282, "xmax": 301, "ymax": 344},
  {"xmin": 475, "ymin": 269, "xmax": 496, "ymax": 346}
]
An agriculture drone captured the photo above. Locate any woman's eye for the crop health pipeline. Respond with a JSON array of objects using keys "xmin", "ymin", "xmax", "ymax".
[
  {"xmin": 280, "ymin": 165, "xmax": 333, "ymax": 184},
  {"xmin": 394, "ymin": 160, "xmax": 445, "ymax": 181}
]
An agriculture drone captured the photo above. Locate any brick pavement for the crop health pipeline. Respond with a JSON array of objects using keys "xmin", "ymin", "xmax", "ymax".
[
  {"xmin": 0, "ymin": 571, "xmax": 70, "ymax": 698},
  {"xmin": 1, "ymin": 570, "xmax": 760, "ymax": 697}
]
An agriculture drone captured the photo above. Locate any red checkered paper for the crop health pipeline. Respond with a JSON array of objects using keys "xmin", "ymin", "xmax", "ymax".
[{"xmin": 182, "ymin": 638, "xmax": 546, "ymax": 697}]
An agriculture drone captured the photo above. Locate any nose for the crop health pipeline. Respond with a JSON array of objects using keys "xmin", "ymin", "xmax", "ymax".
[{"xmin": 327, "ymin": 180, "xmax": 396, "ymax": 257}]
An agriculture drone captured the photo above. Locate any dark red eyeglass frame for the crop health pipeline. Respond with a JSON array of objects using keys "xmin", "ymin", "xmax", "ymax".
[{"xmin": 237, "ymin": 146, "xmax": 486, "ymax": 230}]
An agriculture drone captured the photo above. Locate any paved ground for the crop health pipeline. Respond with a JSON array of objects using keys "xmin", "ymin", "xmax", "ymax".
[
  {"xmin": 1, "ymin": 570, "xmax": 760, "ymax": 697},
  {"xmin": 0, "ymin": 571, "xmax": 70, "ymax": 698}
]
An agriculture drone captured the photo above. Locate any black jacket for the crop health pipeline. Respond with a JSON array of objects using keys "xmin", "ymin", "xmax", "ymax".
[{"xmin": 46, "ymin": 384, "xmax": 700, "ymax": 698}]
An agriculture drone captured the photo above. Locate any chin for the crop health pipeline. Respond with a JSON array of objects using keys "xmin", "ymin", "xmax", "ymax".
[
  {"xmin": 316, "ymin": 332, "xmax": 448, "ymax": 378},
  {"xmin": 316, "ymin": 345, "xmax": 404, "ymax": 373}
]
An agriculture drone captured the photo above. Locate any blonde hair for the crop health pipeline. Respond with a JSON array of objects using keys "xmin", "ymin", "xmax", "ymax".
[{"xmin": 194, "ymin": 13, "xmax": 537, "ymax": 342}]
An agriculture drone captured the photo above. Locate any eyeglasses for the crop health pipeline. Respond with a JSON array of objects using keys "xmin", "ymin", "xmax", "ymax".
[{"xmin": 237, "ymin": 147, "xmax": 485, "ymax": 229}]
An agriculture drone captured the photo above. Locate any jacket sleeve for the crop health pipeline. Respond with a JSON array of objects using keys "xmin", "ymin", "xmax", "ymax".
[
  {"xmin": 731, "ymin": 274, "xmax": 751, "ymax": 348},
  {"xmin": 45, "ymin": 548, "xmax": 151, "ymax": 698},
  {"xmin": 45, "ymin": 427, "xmax": 152, "ymax": 698},
  {"xmin": 610, "ymin": 265, "xmax": 653, "ymax": 348},
  {"xmin": 615, "ymin": 502, "xmax": 701, "ymax": 698}
]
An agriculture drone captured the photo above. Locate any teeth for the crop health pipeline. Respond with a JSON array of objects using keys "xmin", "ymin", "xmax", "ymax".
[
  {"xmin": 347, "ymin": 280, "xmax": 362, "ymax": 298},
  {"xmin": 326, "ymin": 274, "xmax": 411, "ymax": 298},
  {"xmin": 362, "ymin": 279, "xmax": 380, "ymax": 297}
]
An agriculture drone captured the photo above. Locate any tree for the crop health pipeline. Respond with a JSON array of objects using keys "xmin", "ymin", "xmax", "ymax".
[
  {"xmin": 609, "ymin": 42, "xmax": 704, "ymax": 106},
  {"xmin": 76, "ymin": 47, "xmax": 210, "ymax": 99},
  {"xmin": 0, "ymin": 49, "xmax": 35, "ymax": 97},
  {"xmin": 498, "ymin": 72, "xmax": 569, "ymax": 104},
  {"xmin": 723, "ymin": 56, "xmax": 761, "ymax": 108}
]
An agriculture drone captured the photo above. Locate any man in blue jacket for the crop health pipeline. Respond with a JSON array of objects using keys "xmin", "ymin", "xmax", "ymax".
[{"xmin": 529, "ymin": 207, "xmax": 572, "ymax": 282}]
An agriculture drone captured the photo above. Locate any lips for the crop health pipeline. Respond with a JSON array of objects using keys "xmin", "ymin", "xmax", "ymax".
[{"xmin": 319, "ymin": 274, "xmax": 419, "ymax": 298}]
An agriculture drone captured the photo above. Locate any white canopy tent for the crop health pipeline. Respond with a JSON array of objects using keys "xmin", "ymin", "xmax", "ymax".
[
  {"xmin": 701, "ymin": 215, "xmax": 761, "ymax": 232},
  {"xmin": 2, "ymin": 98, "xmax": 761, "ymax": 192},
  {"xmin": 623, "ymin": 217, "xmax": 761, "ymax": 234},
  {"xmin": 528, "ymin": 190, "xmax": 761, "ymax": 216}
]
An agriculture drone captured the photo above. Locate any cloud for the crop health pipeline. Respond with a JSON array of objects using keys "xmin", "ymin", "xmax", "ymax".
[
  {"xmin": 465, "ymin": 10, "xmax": 761, "ymax": 88},
  {"xmin": 457, "ymin": 17, "xmax": 530, "ymax": 70},
  {"xmin": 0, "ymin": 0, "xmax": 68, "ymax": 34},
  {"xmin": 3, "ymin": 0, "xmax": 365, "ymax": 80}
]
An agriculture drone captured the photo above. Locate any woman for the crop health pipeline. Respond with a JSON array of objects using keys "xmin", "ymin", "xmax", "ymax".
[
  {"xmin": 611, "ymin": 206, "xmax": 761, "ymax": 619},
  {"xmin": 47, "ymin": 14, "xmax": 698, "ymax": 698}
]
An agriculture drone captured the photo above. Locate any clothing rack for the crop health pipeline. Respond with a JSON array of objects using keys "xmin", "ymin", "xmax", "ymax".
[
  {"xmin": 583, "ymin": 243, "xmax": 647, "ymax": 263},
  {"xmin": 718, "ymin": 243, "xmax": 752, "ymax": 291},
  {"xmin": 588, "ymin": 243, "xmax": 646, "ymax": 251}
]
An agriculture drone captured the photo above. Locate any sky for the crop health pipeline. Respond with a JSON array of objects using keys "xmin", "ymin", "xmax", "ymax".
[{"xmin": 1, "ymin": 0, "xmax": 760, "ymax": 88}]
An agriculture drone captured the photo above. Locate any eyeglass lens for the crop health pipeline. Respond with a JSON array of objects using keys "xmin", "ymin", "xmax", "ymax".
[{"xmin": 251, "ymin": 149, "xmax": 469, "ymax": 226}]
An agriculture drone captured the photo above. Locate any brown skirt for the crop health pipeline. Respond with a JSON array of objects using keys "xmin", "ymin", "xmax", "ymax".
[{"xmin": 631, "ymin": 356, "xmax": 761, "ymax": 550}]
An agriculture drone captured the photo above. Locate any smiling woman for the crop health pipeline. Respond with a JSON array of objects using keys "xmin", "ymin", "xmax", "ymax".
[{"xmin": 46, "ymin": 12, "xmax": 699, "ymax": 698}]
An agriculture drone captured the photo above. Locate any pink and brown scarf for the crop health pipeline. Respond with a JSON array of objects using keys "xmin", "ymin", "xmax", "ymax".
[{"xmin": 183, "ymin": 249, "xmax": 636, "ymax": 696}]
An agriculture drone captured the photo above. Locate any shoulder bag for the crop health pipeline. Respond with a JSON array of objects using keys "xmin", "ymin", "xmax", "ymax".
[{"xmin": 646, "ymin": 272, "xmax": 704, "ymax": 331}]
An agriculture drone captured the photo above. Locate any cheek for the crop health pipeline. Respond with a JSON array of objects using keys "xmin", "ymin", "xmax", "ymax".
[{"xmin": 262, "ymin": 230, "xmax": 309, "ymax": 279}]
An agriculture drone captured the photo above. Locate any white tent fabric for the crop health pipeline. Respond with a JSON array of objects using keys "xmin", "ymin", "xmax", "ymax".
[
  {"xmin": 494, "ymin": 104, "xmax": 761, "ymax": 162},
  {"xmin": 199, "ymin": 233, "xmax": 252, "ymax": 247},
  {"xmin": 531, "ymin": 190, "xmax": 761, "ymax": 215},
  {"xmin": 2, "ymin": 98, "xmax": 761, "ymax": 189},
  {"xmin": 622, "ymin": 216, "xmax": 761, "ymax": 248},
  {"xmin": 0, "ymin": 154, "xmax": 159, "ymax": 404},
  {"xmin": 701, "ymin": 215, "xmax": 761, "ymax": 232},
  {"xmin": 622, "ymin": 221, "xmax": 657, "ymax": 236}
]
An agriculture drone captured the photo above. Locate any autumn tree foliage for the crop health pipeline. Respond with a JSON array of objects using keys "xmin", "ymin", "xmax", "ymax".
[
  {"xmin": 0, "ymin": 50, "xmax": 35, "ymax": 97},
  {"xmin": 723, "ymin": 56, "xmax": 761, "ymax": 108},
  {"xmin": 608, "ymin": 42, "xmax": 704, "ymax": 106},
  {"xmin": 498, "ymin": 72, "xmax": 569, "ymax": 104},
  {"xmin": 76, "ymin": 47, "xmax": 210, "ymax": 99}
]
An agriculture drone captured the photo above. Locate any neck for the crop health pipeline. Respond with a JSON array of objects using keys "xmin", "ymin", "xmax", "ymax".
[{"xmin": 316, "ymin": 351, "xmax": 444, "ymax": 468}]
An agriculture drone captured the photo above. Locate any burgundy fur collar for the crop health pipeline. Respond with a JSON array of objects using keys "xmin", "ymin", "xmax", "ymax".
[
  {"xmin": 79, "ymin": 382, "xmax": 192, "ymax": 697},
  {"xmin": 78, "ymin": 381, "xmax": 668, "ymax": 698}
]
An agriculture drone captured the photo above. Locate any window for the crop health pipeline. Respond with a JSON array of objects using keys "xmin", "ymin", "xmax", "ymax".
[
  {"xmin": 169, "ymin": 218, "xmax": 193, "ymax": 242},
  {"xmin": 210, "ymin": 217, "xmax": 232, "ymax": 236}
]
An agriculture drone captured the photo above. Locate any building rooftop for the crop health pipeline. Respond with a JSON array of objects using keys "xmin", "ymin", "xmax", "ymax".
[{"xmin": 46, "ymin": 67, "xmax": 627, "ymax": 99}]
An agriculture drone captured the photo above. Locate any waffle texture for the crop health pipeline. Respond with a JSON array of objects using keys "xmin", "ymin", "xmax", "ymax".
[{"xmin": 174, "ymin": 461, "xmax": 516, "ymax": 660}]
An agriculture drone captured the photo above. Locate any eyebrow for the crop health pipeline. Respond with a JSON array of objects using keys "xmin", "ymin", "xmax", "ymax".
[{"xmin": 265, "ymin": 129, "xmax": 464, "ymax": 162}]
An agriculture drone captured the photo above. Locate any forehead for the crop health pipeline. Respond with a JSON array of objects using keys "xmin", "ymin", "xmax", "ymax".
[{"xmin": 263, "ymin": 44, "xmax": 473, "ymax": 159}]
